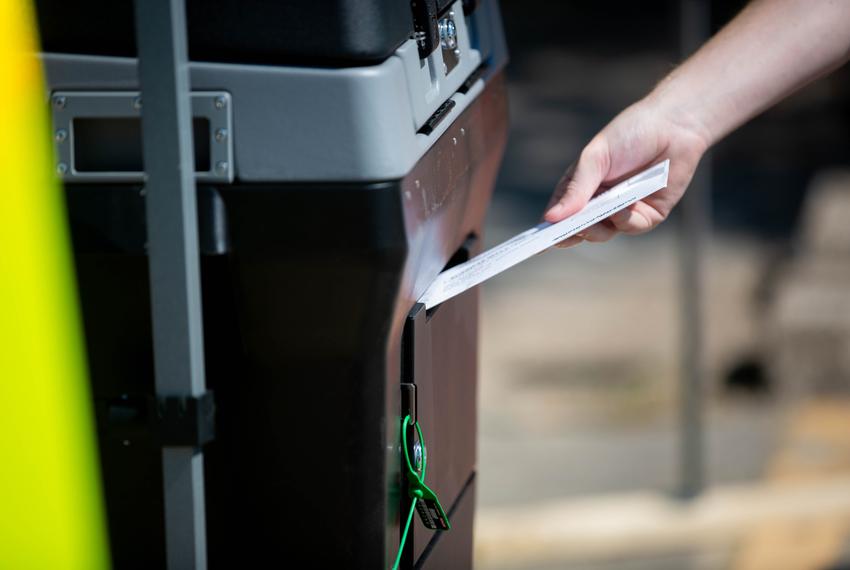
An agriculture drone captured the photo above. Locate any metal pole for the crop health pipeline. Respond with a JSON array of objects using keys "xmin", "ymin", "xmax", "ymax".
[
  {"xmin": 134, "ymin": 0, "xmax": 209, "ymax": 567},
  {"xmin": 677, "ymin": 0, "xmax": 712, "ymax": 499}
]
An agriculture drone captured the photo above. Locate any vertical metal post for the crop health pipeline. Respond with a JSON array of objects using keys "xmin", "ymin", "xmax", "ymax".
[
  {"xmin": 677, "ymin": 0, "xmax": 712, "ymax": 499},
  {"xmin": 134, "ymin": 0, "xmax": 208, "ymax": 567}
]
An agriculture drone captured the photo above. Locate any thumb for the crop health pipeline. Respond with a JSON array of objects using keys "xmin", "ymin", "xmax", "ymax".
[{"xmin": 545, "ymin": 138, "xmax": 609, "ymax": 223}]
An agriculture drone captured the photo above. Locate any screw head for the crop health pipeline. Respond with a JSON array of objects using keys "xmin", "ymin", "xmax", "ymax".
[
  {"xmin": 452, "ymin": 137, "xmax": 458, "ymax": 145},
  {"xmin": 56, "ymin": 162, "xmax": 68, "ymax": 175},
  {"xmin": 214, "ymin": 161, "xmax": 228, "ymax": 175},
  {"xmin": 54, "ymin": 128, "xmax": 68, "ymax": 143},
  {"xmin": 214, "ymin": 96, "xmax": 227, "ymax": 110},
  {"xmin": 413, "ymin": 442, "xmax": 423, "ymax": 470},
  {"xmin": 439, "ymin": 17, "xmax": 458, "ymax": 50},
  {"xmin": 52, "ymin": 95, "xmax": 66, "ymax": 110},
  {"xmin": 132, "ymin": 96, "xmax": 142, "ymax": 110},
  {"xmin": 214, "ymin": 128, "xmax": 228, "ymax": 142},
  {"xmin": 460, "ymin": 127, "xmax": 466, "ymax": 136}
]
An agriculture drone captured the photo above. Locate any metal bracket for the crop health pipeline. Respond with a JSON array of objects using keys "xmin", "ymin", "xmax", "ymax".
[
  {"xmin": 50, "ymin": 90, "xmax": 234, "ymax": 184},
  {"xmin": 154, "ymin": 392, "xmax": 216, "ymax": 448},
  {"xmin": 401, "ymin": 383, "xmax": 417, "ymax": 424}
]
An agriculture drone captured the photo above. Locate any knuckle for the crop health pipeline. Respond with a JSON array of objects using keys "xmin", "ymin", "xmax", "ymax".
[{"xmin": 579, "ymin": 138, "xmax": 609, "ymax": 170}]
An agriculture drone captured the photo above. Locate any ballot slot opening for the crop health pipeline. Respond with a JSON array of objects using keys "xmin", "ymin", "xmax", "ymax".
[
  {"xmin": 424, "ymin": 234, "xmax": 477, "ymax": 319},
  {"xmin": 401, "ymin": 234, "xmax": 481, "ymax": 563},
  {"xmin": 403, "ymin": 234, "xmax": 478, "ymax": 385}
]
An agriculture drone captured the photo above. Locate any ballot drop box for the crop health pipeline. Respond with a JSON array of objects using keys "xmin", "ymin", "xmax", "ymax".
[{"xmin": 38, "ymin": 0, "xmax": 508, "ymax": 567}]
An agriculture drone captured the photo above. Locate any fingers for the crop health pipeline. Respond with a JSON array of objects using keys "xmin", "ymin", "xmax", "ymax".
[
  {"xmin": 554, "ymin": 221, "xmax": 618, "ymax": 249},
  {"xmin": 544, "ymin": 164, "xmax": 574, "ymax": 214},
  {"xmin": 579, "ymin": 220, "xmax": 618, "ymax": 242},
  {"xmin": 544, "ymin": 138, "xmax": 610, "ymax": 223},
  {"xmin": 553, "ymin": 199, "xmax": 664, "ymax": 250},
  {"xmin": 608, "ymin": 200, "xmax": 666, "ymax": 235}
]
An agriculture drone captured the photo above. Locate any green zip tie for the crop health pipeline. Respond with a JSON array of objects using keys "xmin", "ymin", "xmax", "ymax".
[
  {"xmin": 391, "ymin": 415, "xmax": 450, "ymax": 570},
  {"xmin": 403, "ymin": 417, "xmax": 450, "ymax": 532},
  {"xmin": 391, "ymin": 490, "xmax": 417, "ymax": 570},
  {"xmin": 391, "ymin": 415, "xmax": 420, "ymax": 570}
]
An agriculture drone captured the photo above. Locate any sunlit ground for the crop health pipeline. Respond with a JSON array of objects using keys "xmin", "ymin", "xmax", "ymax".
[{"xmin": 475, "ymin": 211, "xmax": 850, "ymax": 569}]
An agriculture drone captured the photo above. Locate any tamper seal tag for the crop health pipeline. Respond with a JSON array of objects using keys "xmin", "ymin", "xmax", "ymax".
[{"xmin": 402, "ymin": 416, "xmax": 451, "ymax": 531}]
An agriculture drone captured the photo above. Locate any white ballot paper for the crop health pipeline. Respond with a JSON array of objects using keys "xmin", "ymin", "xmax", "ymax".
[{"xmin": 419, "ymin": 159, "xmax": 670, "ymax": 309}]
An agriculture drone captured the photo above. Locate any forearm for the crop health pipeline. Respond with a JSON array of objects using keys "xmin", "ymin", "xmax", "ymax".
[{"xmin": 649, "ymin": 0, "xmax": 850, "ymax": 147}]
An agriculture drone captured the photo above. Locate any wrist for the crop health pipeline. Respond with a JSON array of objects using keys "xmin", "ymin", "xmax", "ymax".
[{"xmin": 645, "ymin": 75, "xmax": 715, "ymax": 153}]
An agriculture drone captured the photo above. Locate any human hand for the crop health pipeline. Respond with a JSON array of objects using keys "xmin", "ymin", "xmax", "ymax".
[{"xmin": 544, "ymin": 96, "xmax": 710, "ymax": 247}]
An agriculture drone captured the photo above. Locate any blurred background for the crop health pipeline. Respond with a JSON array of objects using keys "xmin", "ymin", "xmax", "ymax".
[{"xmin": 474, "ymin": 1, "xmax": 850, "ymax": 569}]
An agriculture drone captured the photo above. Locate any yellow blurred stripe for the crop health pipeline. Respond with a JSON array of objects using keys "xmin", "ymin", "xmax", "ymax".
[{"xmin": 0, "ymin": 0, "xmax": 110, "ymax": 568}]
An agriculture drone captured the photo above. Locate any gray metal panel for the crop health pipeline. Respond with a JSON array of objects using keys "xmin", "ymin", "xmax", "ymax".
[
  {"xmin": 135, "ymin": 0, "xmax": 207, "ymax": 402},
  {"xmin": 134, "ymin": 0, "xmax": 209, "ymax": 567},
  {"xmin": 41, "ymin": 1, "xmax": 490, "ymax": 182},
  {"xmin": 43, "ymin": 53, "xmax": 139, "ymax": 87},
  {"xmin": 191, "ymin": 56, "xmax": 415, "ymax": 182},
  {"xmin": 162, "ymin": 450, "xmax": 208, "ymax": 570}
]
